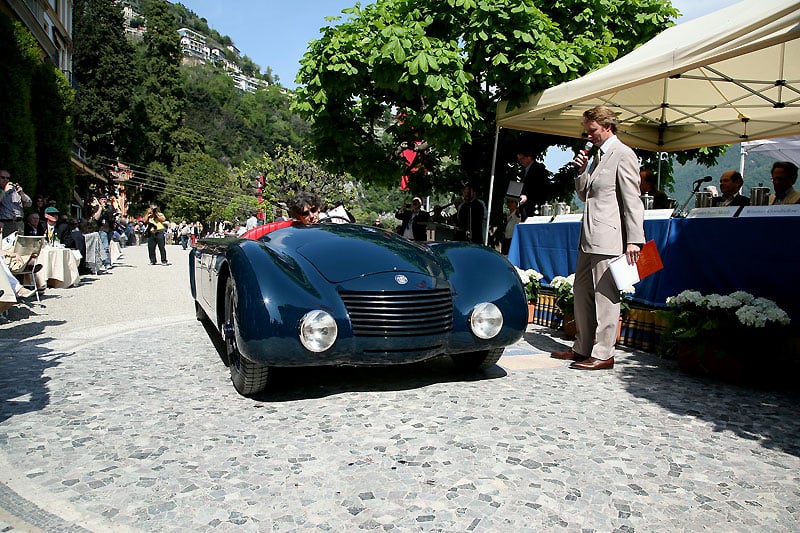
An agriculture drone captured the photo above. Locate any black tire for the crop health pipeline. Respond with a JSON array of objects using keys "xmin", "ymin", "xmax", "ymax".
[
  {"xmin": 450, "ymin": 347, "xmax": 504, "ymax": 371},
  {"xmin": 224, "ymin": 277, "xmax": 269, "ymax": 396}
]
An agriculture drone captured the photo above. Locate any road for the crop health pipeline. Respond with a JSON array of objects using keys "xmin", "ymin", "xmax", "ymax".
[{"xmin": 1, "ymin": 243, "xmax": 798, "ymax": 532}]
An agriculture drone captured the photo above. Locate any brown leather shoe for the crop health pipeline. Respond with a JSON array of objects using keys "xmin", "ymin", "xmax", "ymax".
[
  {"xmin": 550, "ymin": 349, "xmax": 588, "ymax": 362},
  {"xmin": 569, "ymin": 357, "xmax": 614, "ymax": 370}
]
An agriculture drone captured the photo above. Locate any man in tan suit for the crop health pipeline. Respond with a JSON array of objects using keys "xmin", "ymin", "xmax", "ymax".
[
  {"xmin": 552, "ymin": 106, "xmax": 645, "ymax": 370},
  {"xmin": 768, "ymin": 161, "xmax": 800, "ymax": 205}
]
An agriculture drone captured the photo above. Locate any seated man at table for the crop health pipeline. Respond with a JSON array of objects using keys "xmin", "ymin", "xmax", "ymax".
[
  {"xmin": 64, "ymin": 218, "xmax": 91, "ymax": 275},
  {"xmin": 711, "ymin": 170, "xmax": 750, "ymax": 207},
  {"xmin": 43, "ymin": 207, "xmax": 69, "ymax": 246},
  {"xmin": 639, "ymin": 169, "xmax": 670, "ymax": 209},
  {"xmin": 23, "ymin": 211, "xmax": 44, "ymax": 236},
  {"xmin": 769, "ymin": 161, "xmax": 800, "ymax": 205}
]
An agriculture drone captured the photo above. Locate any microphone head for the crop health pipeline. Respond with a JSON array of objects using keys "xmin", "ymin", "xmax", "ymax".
[
  {"xmin": 583, "ymin": 141, "xmax": 594, "ymax": 151},
  {"xmin": 702, "ymin": 175, "xmax": 713, "ymax": 182}
]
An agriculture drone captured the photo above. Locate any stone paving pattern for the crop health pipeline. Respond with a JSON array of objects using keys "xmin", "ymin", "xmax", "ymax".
[{"xmin": 1, "ymin": 244, "xmax": 798, "ymax": 531}]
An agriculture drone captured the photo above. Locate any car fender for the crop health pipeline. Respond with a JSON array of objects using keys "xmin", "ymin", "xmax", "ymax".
[
  {"xmin": 429, "ymin": 242, "xmax": 527, "ymax": 352},
  {"xmin": 225, "ymin": 240, "xmax": 356, "ymax": 365}
]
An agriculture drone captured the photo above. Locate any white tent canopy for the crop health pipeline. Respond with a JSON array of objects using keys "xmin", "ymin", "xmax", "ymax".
[
  {"xmin": 741, "ymin": 134, "xmax": 800, "ymax": 169},
  {"xmin": 495, "ymin": 0, "xmax": 800, "ymax": 152}
]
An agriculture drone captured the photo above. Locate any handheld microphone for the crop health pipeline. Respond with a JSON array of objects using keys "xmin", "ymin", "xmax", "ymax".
[{"xmin": 573, "ymin": 141, "xmax": 594, "ymax": 167}]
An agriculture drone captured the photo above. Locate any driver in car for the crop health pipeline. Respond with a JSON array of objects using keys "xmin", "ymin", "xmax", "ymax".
[{"xmin": 242, "ymin": 192, "xmax": 322, "ymax": 240}]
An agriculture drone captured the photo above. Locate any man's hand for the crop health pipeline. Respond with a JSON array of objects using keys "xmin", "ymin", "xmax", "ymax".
[
  {"xmin": 573, "ymin": 151, "xmax": 589, "ymax": 172},
  {"xmin": 519, "ymin": 194, "xmax": 528, "ymax": 205},
  {"xmin": 625, "ymin": 243, "xmax": 641, "ymax": 265}
]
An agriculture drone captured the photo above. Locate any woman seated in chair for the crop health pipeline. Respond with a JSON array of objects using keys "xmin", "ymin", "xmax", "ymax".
[{"xmin": 0, "ymin": 252, "xmax": 35, "ymax": 301}]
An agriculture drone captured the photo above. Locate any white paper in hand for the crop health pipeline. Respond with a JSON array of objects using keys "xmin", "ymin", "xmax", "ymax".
[{"xmin": 609, "ymin": 254, "xmax": 640, "ymax": 290}]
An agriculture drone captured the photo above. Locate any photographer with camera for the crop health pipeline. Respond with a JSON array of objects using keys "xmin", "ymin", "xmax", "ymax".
[
  {"xmin": 144, "ymin": 204, "xmax": 169, "ymax": 266},
  {"xmin": 91, "ymin": 195, "xmax": 117, "ymax": 269},
  {"xmin": 0, "ymin": 169, "xmax": 32, "ymax": 238}
]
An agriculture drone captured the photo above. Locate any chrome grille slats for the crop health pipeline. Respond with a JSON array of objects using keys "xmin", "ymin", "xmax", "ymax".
[{"xmin": 340, "ymin": 289, "xmax": 453, "ymax": 337}]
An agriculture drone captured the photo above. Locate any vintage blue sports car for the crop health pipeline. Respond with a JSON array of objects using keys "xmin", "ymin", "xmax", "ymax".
[{"xmin": 190, "ymin": 221, "xmax": 527, "ymax": 396}]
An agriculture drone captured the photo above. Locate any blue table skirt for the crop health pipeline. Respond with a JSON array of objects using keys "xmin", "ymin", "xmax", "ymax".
[{"xmin": 508, "ymin": 217, "xmax": 800, "ymax": 321}]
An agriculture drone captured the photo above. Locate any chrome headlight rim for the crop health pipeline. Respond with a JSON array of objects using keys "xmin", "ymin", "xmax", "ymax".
[
  {"xmin": 298, "ymin": 310, "xmax": 338, "ymax": 352},
  {"xmin": 469, "ymin": 302, "xmax": 503, "ymax": 339}
]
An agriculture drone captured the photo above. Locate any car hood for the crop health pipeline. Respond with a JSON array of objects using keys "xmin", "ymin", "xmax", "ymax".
[{"xmin": 294, "ymin": 225, "xmax": 445, "ymax": 283}]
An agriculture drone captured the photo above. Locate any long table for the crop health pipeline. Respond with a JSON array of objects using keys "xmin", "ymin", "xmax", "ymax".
[{"xmin": 508, "ymin": 216, "xmax": 800, "ymax": 321}]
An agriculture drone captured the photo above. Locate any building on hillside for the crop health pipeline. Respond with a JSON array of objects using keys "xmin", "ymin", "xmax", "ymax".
[{"xmin": 1, "ymin": 0, "xmax": 73, "ymax": 84}]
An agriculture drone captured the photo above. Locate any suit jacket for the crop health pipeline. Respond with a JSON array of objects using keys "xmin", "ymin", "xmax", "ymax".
[
  {"xmin": 769, "ymin": 187, "xmax": 800, "ymax": 205},
  {"xmin": 575, "ymin": 137, "xmax": 645, "ymax": 256},
  {"xmin": 711, "ymin": 194, "xmax": 750, "ymax": 207},
  {"xmin": 395, "ymin": 208, "xmax": 430, "ymax": 241},
  {"xmin": 519, "ymin": 160, "xmax": 549, "ymax": 220}
]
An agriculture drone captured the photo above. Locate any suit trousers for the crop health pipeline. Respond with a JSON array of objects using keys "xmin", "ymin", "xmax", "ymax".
[{"xmin": 573, "ymin": 250, "xmax": 621, "ymax": 361}]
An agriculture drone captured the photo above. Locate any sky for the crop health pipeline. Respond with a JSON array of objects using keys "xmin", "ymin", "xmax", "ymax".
[{"xmin": 176, "ymin": 0, "xmax": 741, "ymax": 90}]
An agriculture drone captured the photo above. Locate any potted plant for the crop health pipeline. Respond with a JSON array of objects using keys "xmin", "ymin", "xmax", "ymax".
[
  {"xmin": 659, "ymin": 290, "xmax": 792, "ymax": 382},
  {"xmin": 515, "ymin": 267, "xmax": 543, "ymax": 322},
  {"xmin": 551, "ymin": 274, "xmax": 575, "ymax": 337}
]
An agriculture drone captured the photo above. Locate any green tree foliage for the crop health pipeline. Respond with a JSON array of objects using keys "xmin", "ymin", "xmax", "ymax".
[
  {"xmin": 294, "ymin": 0, "xmax": 679, "ymax": 199},
  {"xmin": 183, "ymin": 65, "xmax": 305, "ymax": 167},
  {"xmin": 0, "ymin": 13, "xmax": 38, "ymax": 189},
  {"xmin": 135, "ymin": 0, "xmax": 197, "ymax": 169},
  {"xmin": 31, "ymin": 65, "xmax": 75, "ymax": 210},
  {"xmin": 233, "ymin": 147, "xmax": 357, "ymax": 222},
  {"xmin": 73, "ymin": 0, "xmax": 138, "ymax": 173},
  {"xmin": 165, "ymin": 152, "xmax": 233, "ymax": 222}
]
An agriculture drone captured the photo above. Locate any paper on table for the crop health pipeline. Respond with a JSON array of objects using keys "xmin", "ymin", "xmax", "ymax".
[{"xmin": 609, "ymin": 240, "xmax": 664, "ymax": 290}]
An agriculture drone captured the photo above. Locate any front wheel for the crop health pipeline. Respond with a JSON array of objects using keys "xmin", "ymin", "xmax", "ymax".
[
  {"xmin": 224, "ymin": 277, "xmax": 269, "ymax": 396},
  {"xmin": 450, "ymin": 347, "xmax": 504, "ymax": 371}
]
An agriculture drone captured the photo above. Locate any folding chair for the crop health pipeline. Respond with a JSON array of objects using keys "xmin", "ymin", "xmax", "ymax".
[{"xmin": 10, "ymin": 235, "xmax": 45, "ymax": 304}]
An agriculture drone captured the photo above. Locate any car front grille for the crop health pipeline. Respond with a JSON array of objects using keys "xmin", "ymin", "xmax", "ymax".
[{"xmin": 340, "ymin": 289, "xmax": 453, "ymax": 337}]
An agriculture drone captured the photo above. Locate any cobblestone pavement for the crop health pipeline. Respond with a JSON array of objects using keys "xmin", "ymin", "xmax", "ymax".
[{"xmin": 1, "ymin": 244, "xmax": 799, "ymax": 532}]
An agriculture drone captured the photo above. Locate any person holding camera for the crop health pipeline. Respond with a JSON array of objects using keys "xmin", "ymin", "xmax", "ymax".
[
  {"xmin": 0, "ymin": 169, "xmax": 32, "ymax": 238},
  {"xmin": 91, "ymin": 195, "xmax": 118, "ymax": 269},
  {"xmin": 144, "ymin": 204, "xmax": 169, "ymax": 265}
]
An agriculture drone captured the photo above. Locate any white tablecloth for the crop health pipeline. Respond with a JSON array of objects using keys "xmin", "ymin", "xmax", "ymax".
[{"xmin": 34, "ymin": 246, "xmax": 80, "ymax": 288}]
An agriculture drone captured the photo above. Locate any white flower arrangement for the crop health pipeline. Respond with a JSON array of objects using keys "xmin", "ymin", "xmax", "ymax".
[
  {"xmin": 515, "ymin": 267, "xmax": 543, "ymax": 303},
  {"xmin": 666, "ymin": 289, "xmax": 790, "ymax": 328}
]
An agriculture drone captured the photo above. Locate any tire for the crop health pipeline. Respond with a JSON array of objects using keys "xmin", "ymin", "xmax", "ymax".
[
  {"xmin": 223, "ymin": 277, "xmax": 269, "ymax": 396},
  {"xmin": 450, "ymin": 347, "xmax": 504, "ymax": 371}
]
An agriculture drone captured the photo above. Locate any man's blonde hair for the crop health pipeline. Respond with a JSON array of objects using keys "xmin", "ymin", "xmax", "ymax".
[{"xmin": 582, "ymin": 106, "xmax": 619, "ymax": 133}]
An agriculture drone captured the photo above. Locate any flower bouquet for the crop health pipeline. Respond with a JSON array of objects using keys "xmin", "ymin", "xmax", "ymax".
[
  {"xmin": 659, "ymin": 290, "xmax": 792, "ymax": 382},
  {"xmin": 515, "ymin": 267, "xmax": 543, "ymax": 303}
]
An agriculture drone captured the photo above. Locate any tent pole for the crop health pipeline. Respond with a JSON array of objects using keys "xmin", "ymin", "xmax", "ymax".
[
  {"xmin": 484, "ymin": 125, "xmax": 501, "ymax": 246},
  {"xmin": 740, "ymin": 144, "xmax": 746, "ymax": 177}
]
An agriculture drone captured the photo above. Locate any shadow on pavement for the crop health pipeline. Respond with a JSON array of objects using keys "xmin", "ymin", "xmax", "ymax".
[
  {"xmin": 0, "ymin": 319, "xmax": 67, "ymax": 424},
  {"xmin": 618, "ymin": 351, "xmax": 800, "ymax": 458},
  {"xmin": 253, "ymin": 358, "xmax": 507, "ymax": 402}
]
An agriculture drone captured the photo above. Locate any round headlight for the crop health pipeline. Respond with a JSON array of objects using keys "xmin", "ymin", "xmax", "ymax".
[
  {"xmin": 470, "ymin": 302, "xmax": 503, "ymax": 339},
  {"xmin": 299, "ymin": 310, "xmax": 338, "ymax": 352}
]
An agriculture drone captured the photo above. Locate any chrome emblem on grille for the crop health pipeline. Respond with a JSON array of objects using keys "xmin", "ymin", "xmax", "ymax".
[{"xmin": 395, "ymin": 274, "xmax": 408, "ymax": 285}]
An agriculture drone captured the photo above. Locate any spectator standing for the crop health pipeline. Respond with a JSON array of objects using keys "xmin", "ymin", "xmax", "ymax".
[
  {"xmin": 515, "ymin": 145, "xmax": 549, "ymax": 220},
  {"xmin": 456, "ymin": 184, "xmax": 486, "ymax": 244},
  {"xmin": 246, "ymin": 212, "xmax": 258, "ymax": 231},
  {"xmin": 768, "ymin": 161, "xmax": 800, "ymax": 205},
  {"xmin": 395, "ymin": 197, "xmax": 430, "ymax": 241},
  {"xmin": 552, "ymin": 105, "xmax": 645, "ymax": 371},
  {"xmin": 501, "ymin": 198, "xmax": 522, "ymax": 255},
  {"xmin": 91, "ymin": 196, "xmax": 117, "ymax": 268},
  {"xmin": 144, "ymin": 204, "xmax": 169, "ymax": 266},
  {"xmin": 0, "ymin": 170, "xmax": 32, "ymax": 238},
  {"xmin": 711, "ymin": 170, "xmax": 750, "ymax": 207}
]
